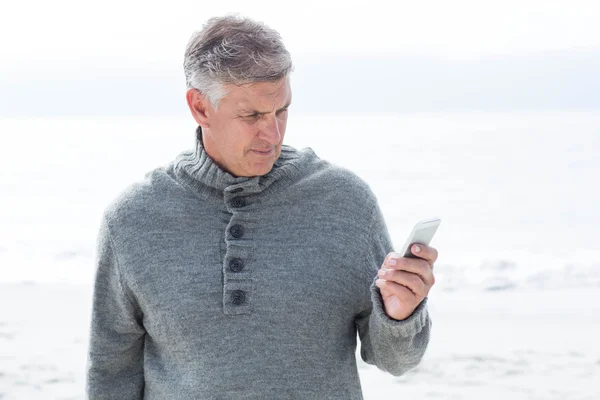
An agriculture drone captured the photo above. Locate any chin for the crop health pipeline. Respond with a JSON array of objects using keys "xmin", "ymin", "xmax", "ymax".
[
  {"xmin": 246, "ymin": 151, "xmax": 279, "ymax": 176},
  {"xmin": 253, "ymin": 164, "xmax": 275, "ymax": 177},
  {"xmin": 247, "ymin": 159, "xmax": 276, "ymax": 176}
]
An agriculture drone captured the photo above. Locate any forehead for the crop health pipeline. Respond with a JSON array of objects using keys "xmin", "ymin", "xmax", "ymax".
[{"xmin": 223, "ymin": 78, "xmax": 291, "ymax": 111}]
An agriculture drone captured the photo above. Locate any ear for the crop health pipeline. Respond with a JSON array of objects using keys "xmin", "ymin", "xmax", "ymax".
[{"xmin": 186, "ymin": 88, "xmax": 211, "ymax": 128}]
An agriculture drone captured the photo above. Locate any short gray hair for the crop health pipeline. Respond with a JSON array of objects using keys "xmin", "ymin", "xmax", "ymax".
[{"xmin": 183, "ymin": 14, "xmax": 293, "ymax": 108}]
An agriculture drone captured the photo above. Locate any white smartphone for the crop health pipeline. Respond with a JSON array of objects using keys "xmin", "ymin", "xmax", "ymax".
[{"xmin": 399, "ymin": 217, "xmax": 441, "ymax": 258}]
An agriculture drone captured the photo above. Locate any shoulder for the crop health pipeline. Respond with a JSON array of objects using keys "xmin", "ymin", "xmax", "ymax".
[
  {"xmin": 102, "ymin": 163, "xmax": 194, "ymax": 231},
  {"xmin": 282, "ymin": 146, "xmax": 380, "ymax": 230},
  {"xmin": 291, "ymin": 146, "xmax": 378, "ymax": 206}
]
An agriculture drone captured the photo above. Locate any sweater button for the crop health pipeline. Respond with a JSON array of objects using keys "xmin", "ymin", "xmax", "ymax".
[
  {"xmin": 229, "ymin": 258, "xmax": 244, "ymax": 272},
  {"xmin": 230, "ymin": 224, "xmax": 244, "ymax": 239},
  {"xmin": 231, "ymin": 196, "xmax": 246, "ymax": 208},
  {"xmin": 231, "ymin": 290, "xmax": 246, "ymax": 305}
]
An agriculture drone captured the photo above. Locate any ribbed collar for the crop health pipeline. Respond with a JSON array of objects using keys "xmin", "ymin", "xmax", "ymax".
[{"xmin": 173, "ymin": 126, "xmax": 316, "ymax": 204}]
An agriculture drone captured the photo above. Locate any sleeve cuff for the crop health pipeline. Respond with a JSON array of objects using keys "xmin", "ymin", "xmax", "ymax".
[{"xmin": 369, "ymin": 278, "xmax": 430, "ymax": 338}]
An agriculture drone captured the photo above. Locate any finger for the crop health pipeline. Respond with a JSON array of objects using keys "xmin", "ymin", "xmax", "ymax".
[
  {"xmin": 383, "ymin": 252, "xmax": 403, "ymax": 266},
  {"xmin": 378, "ymin": 269, "xmax": 427, "ymax": 297},
  {"xmin": 377, "ymin": 279, "xmax": 418, "ymax": 305},
  {"xmin": 410, "ymin": 244, "xmax": 438, "ymax": 264},
  {"xmin": 382, "ymin": 257, "xmax": 434, "ymax": 286}
]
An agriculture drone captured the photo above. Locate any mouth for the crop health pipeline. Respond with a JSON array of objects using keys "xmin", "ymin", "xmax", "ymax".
[{"xmin": 251, "ymin": 148, "xmax": 274, "ymax": 156}]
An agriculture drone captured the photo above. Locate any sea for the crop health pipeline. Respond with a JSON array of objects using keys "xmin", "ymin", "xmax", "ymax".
[{"xmin": 1, "ymin": 111, "xmax": 599, "ymax": 290}]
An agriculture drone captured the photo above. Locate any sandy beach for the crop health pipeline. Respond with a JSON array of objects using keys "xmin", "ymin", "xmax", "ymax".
[{"xmin": 1, "ymin": 283, "xmax": 598, "ymax": 399}]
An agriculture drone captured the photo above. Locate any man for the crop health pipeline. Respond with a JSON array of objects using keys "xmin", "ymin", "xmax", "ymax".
[{"xmin": 86, "ymin": 14, "xmax": 437, "ymax": 399}]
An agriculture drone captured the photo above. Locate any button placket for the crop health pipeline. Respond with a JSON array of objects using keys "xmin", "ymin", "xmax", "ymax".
[
  {"xmin": 223, "ymin": 183, "xmax": 258, "ymax": 315},
  {"xmin": 223, "ymin": 279, "xmax": 253, "ymax": 314}
]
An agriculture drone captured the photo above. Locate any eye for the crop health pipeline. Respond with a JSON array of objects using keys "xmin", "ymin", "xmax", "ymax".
[
  {"xmin": 276, "ymin": 108, "xmax": 288, "ymax": 116},
  {"xmin": 244, "ymin": 113, "xmax": 260, "ymax": 120}
]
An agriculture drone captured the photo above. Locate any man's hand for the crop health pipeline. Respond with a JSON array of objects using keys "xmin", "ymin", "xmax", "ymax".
[{"xmin": 375, "ymin": 244, "xmax": 438, "ymax": 320}]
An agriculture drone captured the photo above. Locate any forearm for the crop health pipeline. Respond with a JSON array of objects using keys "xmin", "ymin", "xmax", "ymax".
[
  {"xmin": 86, "ymin": 278, "xmax": 147, "ymax": 399},
  {"xmin": 357, "ymin": 280, "xmax": 431, "ymax": 376},
  {"xmin": 86, "ymin": 344, "xmax": 145, "ymax": 399},
  {"xmin": 86, "ymin": 216, "xmax": 146, "ymax": 399}
]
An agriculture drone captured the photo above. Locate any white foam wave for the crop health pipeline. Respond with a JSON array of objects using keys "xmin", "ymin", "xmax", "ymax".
[{"xmin": 435, "ymin": 255, "xmax": 600, "ymax": 292}]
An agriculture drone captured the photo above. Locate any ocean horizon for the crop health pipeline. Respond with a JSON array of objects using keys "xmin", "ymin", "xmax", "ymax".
[{"xmin": 2, "ymin": 111, "xmax": 599, "ymax": 290}]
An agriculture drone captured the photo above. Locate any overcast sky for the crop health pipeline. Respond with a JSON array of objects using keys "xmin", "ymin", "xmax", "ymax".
[{"xmin": 2, "ymin": 0, "xmax": 600, "ymax": 115}]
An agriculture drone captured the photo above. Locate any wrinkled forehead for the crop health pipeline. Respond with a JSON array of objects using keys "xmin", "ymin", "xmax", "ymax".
[{"xmin": 224, "ymin": 78, "xmax": 292, "ymax": 112}]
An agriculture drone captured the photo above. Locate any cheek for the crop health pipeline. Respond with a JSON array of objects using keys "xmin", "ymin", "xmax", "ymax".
[
  {"xmin": 278, "ymin": 118, "xmax": 288, "ymax": 139},
  {"xmin": 231, "ymin": 122, "xmax": 259, "ymax": 152}
]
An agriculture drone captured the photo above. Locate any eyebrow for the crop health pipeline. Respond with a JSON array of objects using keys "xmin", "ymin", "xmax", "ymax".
[{"xmin": 240, "ymin": 101, "xmax": 292, "ymax": 116}]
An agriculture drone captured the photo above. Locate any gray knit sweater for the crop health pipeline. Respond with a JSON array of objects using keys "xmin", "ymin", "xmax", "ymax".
[{"xmin": 86, "ymin": 129, "xmax": 431, "ymax": 399}]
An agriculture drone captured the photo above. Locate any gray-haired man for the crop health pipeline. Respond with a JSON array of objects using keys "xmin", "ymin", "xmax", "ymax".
[{"xmin": 86, "ymin": 14, "xmax": 437, "ymax": 399}]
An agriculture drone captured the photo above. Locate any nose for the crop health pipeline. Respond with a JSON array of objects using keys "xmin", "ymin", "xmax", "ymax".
[{"xmin": 259, "ymin": 114, "xmax": 281, "ymax": 145}]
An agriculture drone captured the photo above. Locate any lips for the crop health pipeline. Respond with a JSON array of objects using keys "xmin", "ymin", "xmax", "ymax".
[{"xmin": 251, "ymin": 148, "xmax": 274, "ymax": 155}]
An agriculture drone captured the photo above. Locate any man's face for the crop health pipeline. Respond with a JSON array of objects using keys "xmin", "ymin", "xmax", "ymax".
[{"xmin": 192, "ymin": 77, "xmax": 292, "ymax": 178}]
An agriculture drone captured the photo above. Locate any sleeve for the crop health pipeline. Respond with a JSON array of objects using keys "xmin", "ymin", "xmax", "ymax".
[
  {"xmin": 86, "ymin": 215, "xmax": 146, "ymax": 399},
  {"xmin": 355, "ymin": 201, "xmax": 432, "ymax": 376}
]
